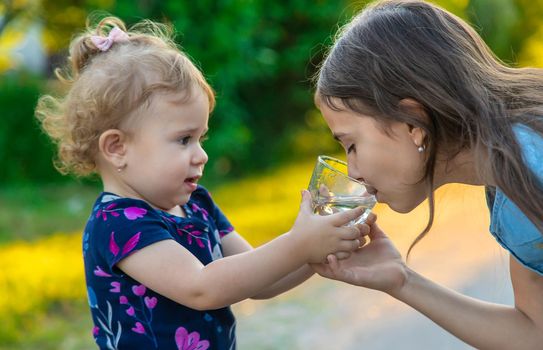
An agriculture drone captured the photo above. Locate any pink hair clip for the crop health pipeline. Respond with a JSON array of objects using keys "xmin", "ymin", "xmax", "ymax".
[{"xmin": 90, "ymin": 26, "xmax": 129, "ymax": 52}]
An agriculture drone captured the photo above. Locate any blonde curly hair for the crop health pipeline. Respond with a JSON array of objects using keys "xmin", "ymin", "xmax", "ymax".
[{"xmin": 36, "ymin": 16, "xmax": 215, "ymax": 176}]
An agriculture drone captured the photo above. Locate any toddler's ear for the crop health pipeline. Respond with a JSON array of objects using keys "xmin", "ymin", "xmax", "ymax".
[{"xmin": 98, "ymin": 129, "xmax": 127, "ymax": 168}]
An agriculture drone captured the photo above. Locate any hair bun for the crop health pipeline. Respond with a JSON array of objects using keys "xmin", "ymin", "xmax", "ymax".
[{"xmin": 67, "ymin": 17, "xmax": 128, "ymax": 77}]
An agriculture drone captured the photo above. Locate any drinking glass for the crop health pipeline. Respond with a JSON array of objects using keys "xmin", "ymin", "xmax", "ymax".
[{"xmin": 308, "ymin": 155, "xmax": 377, "ymax": 225}]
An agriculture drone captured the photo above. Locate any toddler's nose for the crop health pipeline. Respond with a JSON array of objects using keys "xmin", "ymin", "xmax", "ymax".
[{"xmin": 193, "ymin": 145, "xmax": 208, "ymax": 165}]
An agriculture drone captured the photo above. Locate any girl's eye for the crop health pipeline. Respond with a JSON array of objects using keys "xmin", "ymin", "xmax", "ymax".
[
  {"xmin": 179, "ymin": 136, "xmax": 191, "ymax": 145},
  {"xmin": 199, "ymin": 134, "xmax": 209, "ymax": 145},
  {"xmin": 347, "ymin": 144, "xmax": 356, "ymax": 154}
]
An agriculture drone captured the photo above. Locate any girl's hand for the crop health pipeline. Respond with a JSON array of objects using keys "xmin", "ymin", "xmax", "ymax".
[
  {"xmin": 289, "ymin": 190, "xmax": 368, "ymax": 264},
  {"xmin": 310, "ymin": 213, "xmax": 408, "ymax": 295}
]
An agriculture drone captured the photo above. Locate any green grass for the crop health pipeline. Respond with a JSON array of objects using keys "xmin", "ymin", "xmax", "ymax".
[
  {"xmin": 0, "ymin": 155, "xmax": 326, "ymax": 348},
  {"xmin": 0, "ymin": 183, "xmax": 101, "ymax": 244},
  {"xmin": 0, "ymin": 300, "xmax": 95, "ymax": 350}
]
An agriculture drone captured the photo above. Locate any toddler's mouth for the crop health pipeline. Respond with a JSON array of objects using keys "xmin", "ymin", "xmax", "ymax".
[
  {"xmin": 185, "ymin": 175, "xmax": 201, "ymax": 184},
  {"xmin": 183, "ymin": 175, "xmax": 200, "ymax": 192}
]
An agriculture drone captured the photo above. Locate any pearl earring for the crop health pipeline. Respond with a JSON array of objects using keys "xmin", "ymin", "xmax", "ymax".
[
  {"xmin": 417, "ymin": 145, "xmax": 425, "ymax": 153},
  {"xmin": 117, "ymin": 164, "xmax": 125, "ymax": 172}
]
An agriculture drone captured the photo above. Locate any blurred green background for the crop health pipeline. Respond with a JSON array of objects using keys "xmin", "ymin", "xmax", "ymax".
[{"xmin": 1, "ymin": 0, "xmax": 542, "ymax": 348}]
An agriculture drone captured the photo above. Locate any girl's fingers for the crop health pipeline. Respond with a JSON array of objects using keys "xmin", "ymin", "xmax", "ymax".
[
  {"xmin": 365, "ymin": 212, "xmax": 377, "ymax": 226},
  {"xmin": 335, "ymin": 251, "xmax": 351, "ymax": 260},
  {"xmin": 368, "ymin": 222, "xmax": 387, "ymax": 241},
  {"xmin": 327, "ymin": 254, "xmax": 339, "ymax": 268}
]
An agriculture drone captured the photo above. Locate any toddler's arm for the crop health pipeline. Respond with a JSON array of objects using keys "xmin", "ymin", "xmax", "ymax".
[
  {"xmin": 221, "ymin": 231, "xmax": 314, "ymax": 299},
  {"xmin": 117, "ymin": 191, "xmax": 364, "ymax": 310}
]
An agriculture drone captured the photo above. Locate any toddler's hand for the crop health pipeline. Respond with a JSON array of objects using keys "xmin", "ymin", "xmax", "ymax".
[
  {"xmin": 290, "ymin": 190, "xmax": 366, "ymax": 263},
  {"xmin": 334, "ymin": 220, "xmax": 371, "ymax": 260}
]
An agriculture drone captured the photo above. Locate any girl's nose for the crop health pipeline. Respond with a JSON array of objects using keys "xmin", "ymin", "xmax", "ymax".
[
  {"xmin": 347, "ymin": 159, "xmax": 363, "ymax": 181},
  {"xmin": 348, "ymin": 169, "xmax": 364, "ymax": 182}
]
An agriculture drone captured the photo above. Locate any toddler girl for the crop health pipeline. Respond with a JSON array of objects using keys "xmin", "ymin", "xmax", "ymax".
[{"xmin": 36, "ymin": 17, "xmax": 365, "ymax": 350}]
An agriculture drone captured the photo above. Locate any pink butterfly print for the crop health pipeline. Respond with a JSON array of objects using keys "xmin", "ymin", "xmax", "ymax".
[
  {"xmin": 109, "ymin": 232, "xmax": 120, "ymax": 256},
  {"xmin": 94, "ymin": 266, "xmax": 112, "ymax": 277},
  {"xmin": 200, "ymin": 208, "xmax": 209, "ymax": 221},
  {"xmin": 124, "ymin": 207, "xmax": 147, "ymax": 220},
  {"xmin": 109, "ymin": 232, "xmax": 141, "ymax": 257},
  {"xmin": 177, "ymin": 225, "xmax": 206, "ymax": 247},
  {"xmin": 110, "ymin": 281, "xmax": 121, "ymax": 293},
  {"xmin": 191, "ymin": 203, "xmax": 201, "ymax": 212},
  {"xmin": 219, "ymin": 226, "xmax": 234, "ymax": 238},
  {"xmin": 96, "ymin": 203, "xmax": 121, "ymax": 221},
  {"xmin": 95, "ymin": 209, "xmax": 107, "ymax": 221},
  {"xmin": 162, "ymin": 215, "xmax": 176, "ymax": 223},
  {"xmin": 190, "ymin": 203, "xmax": 208, "ymax": 220},
  {"xmin": 188, "ymin": 230, "xmax": 206, "ymax": 248},
  {"xmin": 175, "ymin": 327, "xmax": 210, "ymax": 350}
]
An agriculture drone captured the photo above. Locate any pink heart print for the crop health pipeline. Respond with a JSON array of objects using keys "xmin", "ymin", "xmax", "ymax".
[
  {"xmin": 132, "ymin": 322, "xmax": 145, "ymax": 334},
  {"xmin": 126, "ymin": 306, "xmax": 135, "ymax": 316},
  {"xmin": 132, "ymin": 284, "xmax": 146, "ymax": 296},
  {"xmin": 145, "ymin": 296, "xmax": 157, "ymax": 309}
]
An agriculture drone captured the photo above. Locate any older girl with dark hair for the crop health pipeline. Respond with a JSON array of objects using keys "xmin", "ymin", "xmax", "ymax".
[{"xmin": 313, "ymin": 1, "xmax": 543, "ymax": 348}]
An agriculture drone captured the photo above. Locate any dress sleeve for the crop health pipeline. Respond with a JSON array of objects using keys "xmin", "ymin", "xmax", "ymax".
[
  {"xmin": 193, "ymin": 186, "xmax": 234, "ymax": 238},
  {"xmin": 92, "ymin": 198, "xmax": 174, "ymax": 270}
]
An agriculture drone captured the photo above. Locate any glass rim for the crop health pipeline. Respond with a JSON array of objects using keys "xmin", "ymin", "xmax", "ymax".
[{"xmin": 316, "ymin": 155, "xmax": 371, "ymax": 187}]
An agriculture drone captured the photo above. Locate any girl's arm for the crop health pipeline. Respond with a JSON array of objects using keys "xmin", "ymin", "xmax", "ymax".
[
  {"xmin": 221, "ymin": 232, "xmax": 314, "ymax": 299},
  {"xmin": 313, "ymin": 216, "xmax": 543, "ymax": 349},
  {"xmin": 117, "ymin": 193, "xmax": 363, "ymax": 311},
  {"xmin": 392, "ymin": 256, "xmax": 543, "ymax": 350}
]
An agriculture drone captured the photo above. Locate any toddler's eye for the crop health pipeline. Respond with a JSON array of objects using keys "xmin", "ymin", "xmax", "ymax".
[
  {"xmin": 179, "ymin": 136, "xmax": 191, "ymax": 145},
  {"xmin": 199, "ymin": 134, "xmax": 209, "ymax": 145},
  {"xmin": 347, "ymin": 144, "xmax": 356, "ymax": 154}
]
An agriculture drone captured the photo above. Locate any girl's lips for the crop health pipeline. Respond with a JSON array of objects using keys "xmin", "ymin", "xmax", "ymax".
[{"xmin": 366, "ymin": 185, "xmax": 377, "ymax": 195}]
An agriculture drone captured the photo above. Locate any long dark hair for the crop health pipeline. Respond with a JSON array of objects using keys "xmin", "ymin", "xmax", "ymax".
[{"xmin": 316, "ymin": 0, "xmax": 543, "ymax": 255}]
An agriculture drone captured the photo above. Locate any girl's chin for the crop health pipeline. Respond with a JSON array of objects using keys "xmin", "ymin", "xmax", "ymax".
[{"xmin": 386, "ymin": 199, "xmax": 419, "ymax": 214}]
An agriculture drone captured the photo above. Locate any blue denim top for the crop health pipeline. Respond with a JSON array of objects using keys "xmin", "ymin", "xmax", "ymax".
[{"xmin": 486, "ymin": 124, "xmax": 543, "ymax": 275}]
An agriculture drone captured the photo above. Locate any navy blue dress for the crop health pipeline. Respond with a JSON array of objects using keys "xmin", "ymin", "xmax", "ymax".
[{"xmin": 83, "ymin": 186, "xmax": 236, "ymax": 349}]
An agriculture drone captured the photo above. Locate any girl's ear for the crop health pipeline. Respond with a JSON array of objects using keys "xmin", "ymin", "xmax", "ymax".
[
  {"xmin": 98, "ymin": 129, "xmax": 128, "ymax": 168},
  {"xmin": 399, "ymin": 98, "xmax": 428, "ymax": 147}
]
